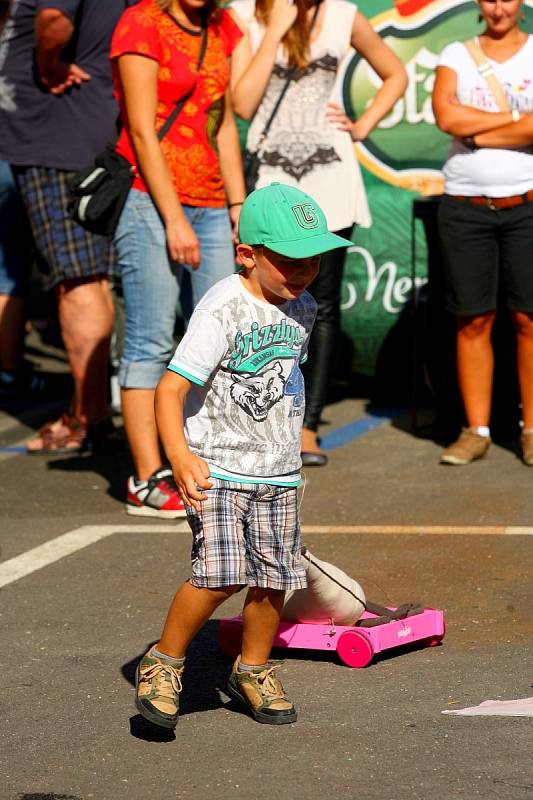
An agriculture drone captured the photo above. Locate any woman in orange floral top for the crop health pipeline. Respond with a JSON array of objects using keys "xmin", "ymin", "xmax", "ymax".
[{"xmin": 111, "ymin": 0, "xmax": 246, "ymax": 518}]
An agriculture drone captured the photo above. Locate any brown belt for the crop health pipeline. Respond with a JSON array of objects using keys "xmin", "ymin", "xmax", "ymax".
[{"xmin": 452, "ymin": 189, "xmax": 533, "ymax": 210}]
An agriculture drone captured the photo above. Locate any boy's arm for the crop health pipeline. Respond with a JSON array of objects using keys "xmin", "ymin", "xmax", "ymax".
[{"xmin": 155, "ymin": 370, "xmax": 213, "ymax": 511}]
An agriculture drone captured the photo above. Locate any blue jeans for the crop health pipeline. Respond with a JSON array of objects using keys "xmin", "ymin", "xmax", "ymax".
[
  {"xmin": 115, "ymin": 190, "xmax": 235, "ymax": 389},
  {"xmin": 0, "ymin": 161, "xmax": 32, "ymax": 296}
]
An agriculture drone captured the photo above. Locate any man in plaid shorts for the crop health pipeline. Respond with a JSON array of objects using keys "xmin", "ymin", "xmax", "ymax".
[
  {"xmin": 134, "ymin": 183, "xmax": 352, "ymax": 729},
  {"xmin": 0, "ymin": 0, "xmax": 127, "ymax": 452}
]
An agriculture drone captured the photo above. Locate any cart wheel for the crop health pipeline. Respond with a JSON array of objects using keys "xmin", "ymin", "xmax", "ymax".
[
  {"xmin": 427, "ymin": 620, "xmax": 446, "ymax": 647},
  {"xmin": 337, "ymin": 630, "xmax": 374, "ymax": 668},
  {"xmin": 217, "ymin": 620, "xmax": 243, "ymax": 658},
  {"xmin": 426, "ymin": 634, "xmax": 444, "ymax": 647}
]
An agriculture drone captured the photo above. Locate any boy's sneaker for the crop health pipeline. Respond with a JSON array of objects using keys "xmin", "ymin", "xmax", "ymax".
[
  {"xmin": 126, "ymin": 468, "xmax": 186, "ymax": 518},
  {"xmin": 440, "ymin": 427, "xmax": 491, "ymax": 465},
  {"xmin": 520, "ymin": 428, "xmax": 533, "ymax": 466},
  {"xmin": 226, "ymin": 657, "xmax": 297, "ymax": 725},
  {"xmin": 135, "ymin": 649, "xmax": 184, "ymax": 729}
]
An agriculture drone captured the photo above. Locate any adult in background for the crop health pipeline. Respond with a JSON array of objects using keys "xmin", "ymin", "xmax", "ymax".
[
  {"xmin": 230, "ymin": 0, "xmax": 407, "ymax": 465},
  {"xmin": 433, "ymin": 0, "xmax": 533, "ymax": 466},
  {"xmin": 0, "ymin": 161, "xmax": 37, "ymax": 397},
  {"xmin": 111, "ymin": 0, "xmax": 245, "ymax": 518},
  {"xmin": 0, "ymin": 0, "xmax": 125, "ymax": 452}
]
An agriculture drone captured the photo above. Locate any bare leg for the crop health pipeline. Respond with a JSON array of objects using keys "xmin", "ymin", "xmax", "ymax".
[
  {"xmin": 241, "ymin": 587, "xmax": 285, "ymax": 666},
  {"xmin": 157, "ymin": 581, "xmax": 240, "ymax": 658},
  {"xmin": 512, "ymin": 311, "xmax": 533, "ymax": 428},
  {"xmin": 301, "ymin": 427, "xmax": 323, "ymax": 455},
  {"xmin": 456, "ymin": 312, "xmax": 496, "ymax": 427},
  {"xmin": 0, "ymin": 293, "xmax": 25, "ymax": 370},
  {"xmin": 121, "ymin": 387, "xmax": 161, "ymax": 480},
  {"xmin": 57, "ymin": 277, "xmax": 114, "ymax": 424}
]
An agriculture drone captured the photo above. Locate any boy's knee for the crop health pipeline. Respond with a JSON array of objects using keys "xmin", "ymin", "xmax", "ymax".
[
  {"xmin": 200, "ymin": 584, "xmax": 243, "ymax": 600},
  {"xmin": 246, "ymin": 586, "xmax": 285, "ymax": 601}
]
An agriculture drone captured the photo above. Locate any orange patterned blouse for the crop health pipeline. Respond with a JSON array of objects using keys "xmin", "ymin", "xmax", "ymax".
[{"xmin": 110, "ymin": 0, "xmax": 242, "ymax": 207}]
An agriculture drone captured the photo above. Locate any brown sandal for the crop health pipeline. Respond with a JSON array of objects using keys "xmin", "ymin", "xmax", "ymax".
[{"xmin": 26, "ymin": 413, "xmax": 87, "ymax": 455}]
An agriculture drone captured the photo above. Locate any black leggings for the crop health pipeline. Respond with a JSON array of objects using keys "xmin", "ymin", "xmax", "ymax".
[{"xmin": 302, "ymin": 226, "xmax": 353, "ymax": 432}]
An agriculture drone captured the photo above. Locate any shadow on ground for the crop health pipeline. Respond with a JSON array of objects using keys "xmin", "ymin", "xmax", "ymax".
[
  {"xmin": 123, "ymin": 621, "xmax": 252, "ymax": 741},
  {"xmin": 46, "ymin": 438, "xmax": 132, "ymax": 503}
]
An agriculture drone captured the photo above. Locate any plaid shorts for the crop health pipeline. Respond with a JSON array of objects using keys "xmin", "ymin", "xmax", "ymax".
[
  {"xmin": 186, "ymin": 479, "xmax": 307, "ymax": 590},
  {"xmin": 13, "ymin": 166, "xmax": 113, "ymax": 291}
]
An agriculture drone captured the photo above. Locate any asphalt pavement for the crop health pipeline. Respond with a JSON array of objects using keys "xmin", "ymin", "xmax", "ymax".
[{"xmin": 1, "ymin": 358, "xmax": 532, "ymax": 800}]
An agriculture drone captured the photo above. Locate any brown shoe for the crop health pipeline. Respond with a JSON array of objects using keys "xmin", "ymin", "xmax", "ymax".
[
  {"xmin": 520, "ymin": 428, "xmax": 533, "ymax": 466},
  {"xmin": 226, "ymin": 657, "xmax": 297, "ymax": 725},
  {"xmin": 135, "ymin": 649, "xmax": 184, "ymax": 729},
  {"xmin": 440, "ymin": 427, "xmax": 491, "ymax": 465}
]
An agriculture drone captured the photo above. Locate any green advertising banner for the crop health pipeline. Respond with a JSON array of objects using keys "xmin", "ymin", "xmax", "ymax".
[{"xmin": 341, "ymin": 0, "xmax": 533, "ymax": 376}]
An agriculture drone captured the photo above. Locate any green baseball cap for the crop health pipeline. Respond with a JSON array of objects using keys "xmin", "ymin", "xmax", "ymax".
[{"xmin": 238, "ymin": 183, "xmax": 352, "ymax": 258}]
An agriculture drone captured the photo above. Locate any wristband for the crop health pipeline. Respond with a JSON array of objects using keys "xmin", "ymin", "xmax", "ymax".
[
  {"xmin": 228, "ymin": 201, "xmax": 244, "ymax": 209},
  {"xmin": 463, "ymin": 136, "xmax": 478, "ymax": 151},
  {"xmin": 511, "ymin": 109, "xmax": 520, "ymax": 122}
]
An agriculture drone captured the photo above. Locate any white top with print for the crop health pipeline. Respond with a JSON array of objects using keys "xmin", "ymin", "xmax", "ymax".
[
  {"xmin": 168, "ymin": 274, "xmax": 317, "ymax": 486},
  {"xmin": 439, "ymin": 37, "xmax": 533, "ymax": 196},
  {"xmin": 231, "ymin": 0, "xmax": 371, "ymax": 231}
]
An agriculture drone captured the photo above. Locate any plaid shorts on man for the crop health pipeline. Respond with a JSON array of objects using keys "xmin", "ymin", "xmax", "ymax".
[
  {"xmin": 14, "ymin": 166, "xmax": 113, "ymax": 291},
  {"xmin": 186, "ymin": 479, "xmax": 307, "ymax": 590}
]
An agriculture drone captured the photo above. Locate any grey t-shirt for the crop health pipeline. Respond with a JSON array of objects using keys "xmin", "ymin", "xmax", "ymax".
[
  {"xmin": 168, "ymin": 274, "xmax": 317, "ymax": 486},
  {"xmin": 0, "ymin": 0, "xmax": 128, "ymax": 170}
]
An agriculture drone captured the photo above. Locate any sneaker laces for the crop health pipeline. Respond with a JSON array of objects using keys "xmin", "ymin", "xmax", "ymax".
[
  {"xmin": 141, "ymin": 662, "xmax": 183, "ymax": 698},
  {"xmin": 255, "ymin": 665, "xmax": 285, "ymax": 699}
]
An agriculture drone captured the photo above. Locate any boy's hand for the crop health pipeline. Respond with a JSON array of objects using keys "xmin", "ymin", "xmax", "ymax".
[{"xmin": 172, "ymin": 453, "xmax": 212, "ymax": 511}]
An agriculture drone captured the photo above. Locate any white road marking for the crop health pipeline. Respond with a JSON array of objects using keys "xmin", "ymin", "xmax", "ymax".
[
  {"xmin": 0, "ymin": 523, "xmax": 531, "ymax": 590},
  {"xmin": 0, "ymin": 523, "xmax": 189, "ymax": 589},
  {"xmin": 301, "ymin": 525, "xmax": 533, "ymax": 535}
]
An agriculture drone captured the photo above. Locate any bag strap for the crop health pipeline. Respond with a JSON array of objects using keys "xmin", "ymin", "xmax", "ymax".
[
  {"xmin": 255, "ymin": 0, "xmax": 321, "ymax": 150},
  {"xmin": 464, "ymin": 38, "xmax": 510, "ymax": 112},
  {"xmin": 156, "ymin": 22, "xmax": 208, "ymax": 141}
]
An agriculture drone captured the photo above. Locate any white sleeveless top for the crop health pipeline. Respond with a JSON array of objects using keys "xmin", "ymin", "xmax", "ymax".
[{"xmin": 232, "ymin": 0, "xmax": 371, "ymax": 230}]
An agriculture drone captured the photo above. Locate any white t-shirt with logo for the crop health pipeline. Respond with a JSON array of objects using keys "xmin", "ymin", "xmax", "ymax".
[
  {"xmin": 168, "ymin": 274, "xmax": 317, "ymax": 486},
  {"xmin": 438, "ymin": 36, "xmax": 533, "ymax": 196}
]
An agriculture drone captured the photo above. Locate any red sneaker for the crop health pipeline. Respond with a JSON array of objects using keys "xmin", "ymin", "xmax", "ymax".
[{"xmin": 126, "ymin": 468, "xmax": 187, "ymax": 518}]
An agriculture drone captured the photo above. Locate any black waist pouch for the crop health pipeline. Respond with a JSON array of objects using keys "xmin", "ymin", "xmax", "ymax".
[{"xmin": 68, "ymin": 148, "xmax": 135, "ymax": 237}]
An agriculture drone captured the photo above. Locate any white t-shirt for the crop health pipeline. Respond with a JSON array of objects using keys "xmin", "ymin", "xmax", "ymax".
[
  {"xmin": 438, "ymin": 37, "xmax": 533, "ymax": 196},
  {"xmin": 232, "ymin": 0, "xmax": 371, "ymax": 230},
  {"xmin": 168, "ymin": 274, "xmax": 317, "ymax": 486}
]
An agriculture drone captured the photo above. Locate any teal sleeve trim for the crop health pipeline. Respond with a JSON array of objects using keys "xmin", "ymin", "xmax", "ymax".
[{"xmin": 167, "ymin": 364, "xmax": 205, "ymax": 386}]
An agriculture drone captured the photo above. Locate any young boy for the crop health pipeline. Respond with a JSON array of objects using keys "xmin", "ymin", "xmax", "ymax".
[{"xmin": 135, "ymin": 182, "xmax": 352, "ymax": 728}]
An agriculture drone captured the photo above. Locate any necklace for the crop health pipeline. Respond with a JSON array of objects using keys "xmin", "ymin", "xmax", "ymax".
[{"xmin": 166, "ymin": 11, "xmax": 204, "ymax": 36}]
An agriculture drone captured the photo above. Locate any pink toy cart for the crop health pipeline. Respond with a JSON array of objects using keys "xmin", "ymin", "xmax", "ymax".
[{"xmin": 218, "ymin": 608, "xmax": 445, "ymax": 668}]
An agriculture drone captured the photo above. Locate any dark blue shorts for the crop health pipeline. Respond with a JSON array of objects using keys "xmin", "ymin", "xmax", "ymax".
[{"xmin": 13, "ymin": 165, "xmax": 113, "ymax": 291}]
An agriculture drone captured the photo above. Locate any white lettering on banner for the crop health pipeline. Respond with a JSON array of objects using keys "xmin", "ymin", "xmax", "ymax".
[
  {"xmin": 363, "ymin": 48, "xmax": 438, "ymax": 129},
  {"xmin": 341, "ymin": 246, "xmax": 428, "ymax": 315}
]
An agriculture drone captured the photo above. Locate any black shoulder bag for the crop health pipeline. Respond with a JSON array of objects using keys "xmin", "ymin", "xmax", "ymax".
[
  {"xmin": 68, "ymin": 22, "xmax": 208, "ymax": 236},
  {"xmin": 243, "ymin": 1, "xmax": 320, "ymax": 195}
]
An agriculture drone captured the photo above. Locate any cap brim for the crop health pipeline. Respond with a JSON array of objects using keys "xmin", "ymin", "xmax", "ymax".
[{"xmin": 264, "ymin": 231, "xmax": 353, "ymax": 259}]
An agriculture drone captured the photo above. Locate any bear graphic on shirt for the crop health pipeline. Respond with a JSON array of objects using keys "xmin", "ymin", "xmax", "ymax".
[{"xmin": 230, "ymin": 360, "xmax": 287, "ymax": 422}]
